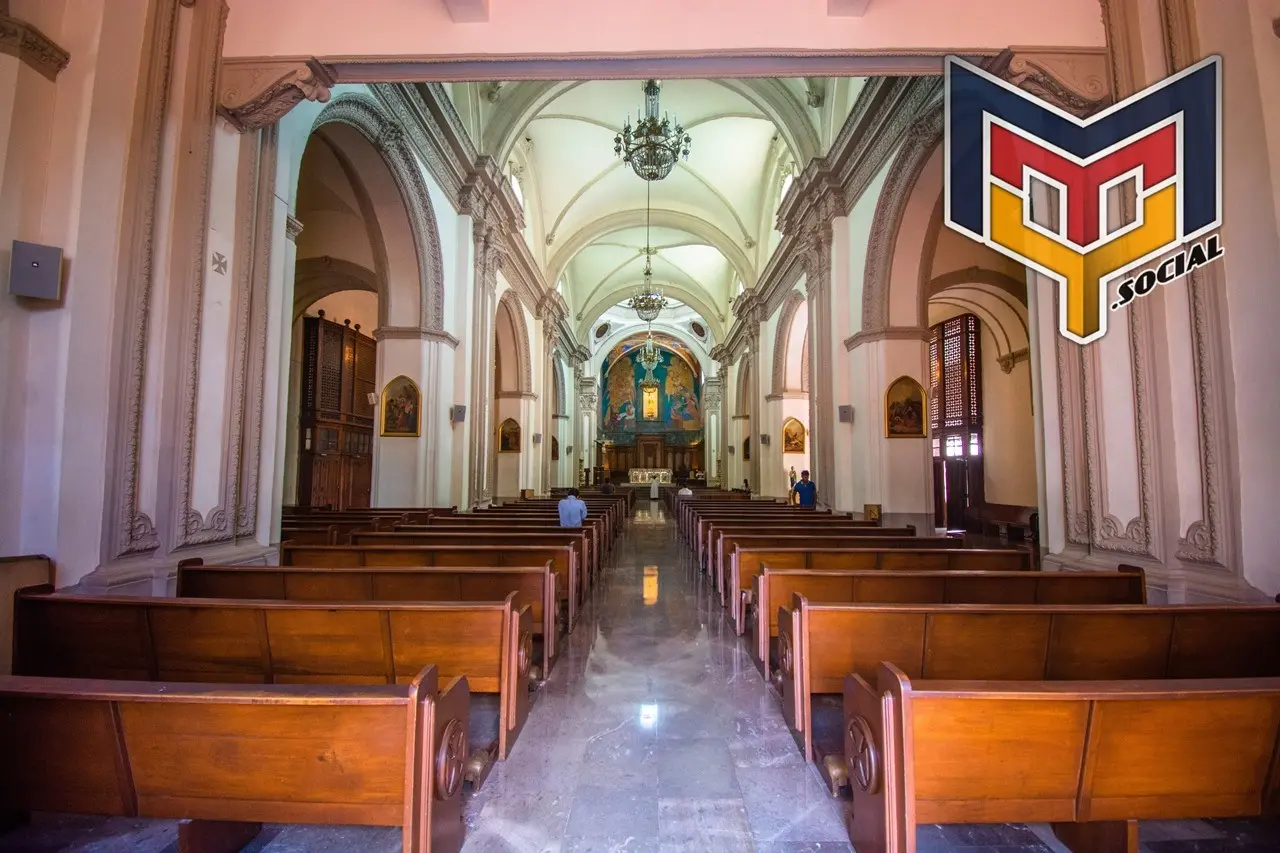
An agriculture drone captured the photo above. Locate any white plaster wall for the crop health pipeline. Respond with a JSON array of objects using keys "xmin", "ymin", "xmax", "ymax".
[
  {"xmin": 494, "ymin": 398, "xmax": 524, "ymax": 500},
  {"xmin": 1197, "ymin": 0, "xmax": 1280, "ymax": 594},
  {"xmin": 977, "ymin": 324, "xmax": 1037, "ymax": 506}
]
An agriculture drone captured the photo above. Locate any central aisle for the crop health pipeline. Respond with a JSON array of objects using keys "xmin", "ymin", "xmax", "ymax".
[{"xmin": 460, "ymin": 502, "xmax": 851, "ymax": 853}]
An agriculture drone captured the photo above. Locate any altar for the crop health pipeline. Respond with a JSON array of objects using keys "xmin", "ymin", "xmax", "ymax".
[{"xmin": 628, "ymin": 468, "xmax": 672, "ymax": 484}]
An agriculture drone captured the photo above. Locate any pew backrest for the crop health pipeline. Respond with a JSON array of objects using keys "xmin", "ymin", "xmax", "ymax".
[
  {"xmin": 845, "ymin": 663, "xmax": 1280, "ymax": 853},
  {"xmin": 0, "ymin": 665, "xmax": 468, "ymax": 853}
]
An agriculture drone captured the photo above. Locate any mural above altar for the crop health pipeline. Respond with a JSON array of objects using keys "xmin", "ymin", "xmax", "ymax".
[{"xmin": 629, "ymin": 469, "xmax": 672, "ymax": 484}]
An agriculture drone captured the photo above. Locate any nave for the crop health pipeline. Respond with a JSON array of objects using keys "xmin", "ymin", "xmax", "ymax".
[{"xmin": 6, "ymin": 502, "xmax": 1280, "ymax": 853}]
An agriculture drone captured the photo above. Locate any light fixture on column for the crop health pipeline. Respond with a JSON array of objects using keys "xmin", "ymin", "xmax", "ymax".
[{"xmin": 614, "ymin": 79, "xmax": 691, "ymax": 182}]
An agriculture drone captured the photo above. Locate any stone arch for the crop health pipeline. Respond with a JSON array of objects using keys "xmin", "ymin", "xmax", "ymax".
[
  {"xmin": 770, "ymin": 290, "xmax": 809, "ymax": 395},
  {"xmin": 928, "ymin": 269, "xmax": 1030, "ymax": 361},
  {"xmin": 552, "ymin": 357, "xmax": 566, "ymax": 415},
  {"xmin": 311, "ymin": 93, "xmax": 446, "ymax": 331},
  {"xmin": 859, "ymin": 101, "xmax": 945, "ymax": 333},
  {"xmin": 292, "ymin": 256, "xmax": 380, "ymax": 323},
  {"xmin": 736, "ymin": 359, "xmax": 753, "ymax": 417},
  {"xmin": 495, "ymin": 291, "xmax": 533, "ymax": 394}
]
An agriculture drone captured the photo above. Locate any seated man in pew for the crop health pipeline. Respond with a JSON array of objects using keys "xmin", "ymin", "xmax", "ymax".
[
  {"xmin": 558, "ymin": 487, "xmax": 588, "ymax": 528},
  {"xmin": 0, "ymin": 665, "xmax": 468, "ymax": 853}
]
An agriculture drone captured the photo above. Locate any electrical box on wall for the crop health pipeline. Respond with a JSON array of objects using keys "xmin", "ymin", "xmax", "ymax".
[
  {"xmin": 759, "ymin": 434, "xmax": 771, "ymax": 446},
  {"xmin": 366, "ymin": 392, "xmax": 378, "ymax": 406},
  {"xmin": 9, "ymin": 241, "xmax": 63, "ymax": 300},
  {"xmin": 450, "ymin": 405, "xmax": 467, "ymax": 424},
  {"xmin": 532, "ymin": 434, "xmax": 542, "ymax": 445},
  {"xmin": 838, "ymin": 405, "xmax": 854, "ymax": 423}
]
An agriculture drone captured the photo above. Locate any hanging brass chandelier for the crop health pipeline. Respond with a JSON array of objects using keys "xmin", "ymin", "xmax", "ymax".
[
  {"xmin": 614, "ymin": 79, "xmax": 691, "ymax": 182},
  {"xmin": 638, "ymin": 327, "xmax": 662, "ymax": 390},
  {"xmin": 624, "ymin": 181, "xmax": 670, "ymax": 323}
]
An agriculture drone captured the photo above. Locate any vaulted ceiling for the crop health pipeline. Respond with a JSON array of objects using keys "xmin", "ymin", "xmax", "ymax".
[{"xmin": 447, "ymin": 77, "xmax": 865, "ymax": 350}]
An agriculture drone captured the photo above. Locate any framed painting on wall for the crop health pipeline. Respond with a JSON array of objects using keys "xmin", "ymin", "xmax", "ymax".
[
  {"xmin": 498, "ymin": 418, "xmax": 522, "ymax": 453},
  {"xmin": 885, "ymin": 375, "xmax": 926, "ymax": 438},
  {"xmin": 381, "ymin": 376, "xmax": 420, "ymax": 437},
  {"xmin": 782, "ymin": 417, "xmax": 806, "ymax": 453}
]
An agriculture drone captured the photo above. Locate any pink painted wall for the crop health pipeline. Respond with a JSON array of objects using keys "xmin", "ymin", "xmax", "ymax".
[{"xmin": 222, "ymin": 0, "xmax": 1105, "ymax": 59}]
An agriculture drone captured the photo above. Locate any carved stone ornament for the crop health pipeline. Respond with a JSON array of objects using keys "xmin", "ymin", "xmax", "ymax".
[
  {"xmin": 0, "ymin": 11, "xmax": 70, "ymax": 81},
  {"xmin": 285, "ymin": 215, "xmax": 304, "ymax": 242},
  {"xmin": 997, "ymin": 348, "xmax": 1030, "ymax": 374},
  {"xmin": 987, "ymin": 49, "xmax": 1110, "ymax": 118},
  {"xmin": 219, "ymin": 58, "xmax": 336, "ymax": 132}
]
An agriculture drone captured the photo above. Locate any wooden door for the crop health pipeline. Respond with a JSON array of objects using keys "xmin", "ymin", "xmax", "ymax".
[{"xmin": 943, "ymin": 458, "xmax": 970, "ymax": 531}]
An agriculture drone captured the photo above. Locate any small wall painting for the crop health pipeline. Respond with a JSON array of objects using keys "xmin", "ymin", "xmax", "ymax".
[
  {"xmin": 551, "ymin": 436, "xmax": 560, "ymax": 461},
  {"xmin": 381, "ymin": 376, "xmax": 420, "ymax": 437},
  {"xmin": 498, "ymin": 418, "xmax": 522, "ymax": 453},
  {"xmin": 782, "ymin": 417, "xmax": 806, "ymax": 453},
  {"xmin": 885, "ymin": 375, "xmax": 926, "ymax": 438}
]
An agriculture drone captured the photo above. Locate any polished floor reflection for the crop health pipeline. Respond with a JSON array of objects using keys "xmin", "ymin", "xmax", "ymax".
[{"xmin": 4, "ymin": 503, "xmax": 1279, "ymax": 852}]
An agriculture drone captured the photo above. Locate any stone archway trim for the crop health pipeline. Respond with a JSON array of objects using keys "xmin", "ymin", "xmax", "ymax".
[
  {"xmin": 311, "ymin": 93, "xmax": 447, "ymax": 331},
  {"xmin": 770, "ymin": 290, "xmax": 808, "ymax": 396},
  {"xmin": 497, "ymin": 290, "xmax": 534, "ymax": 394}
]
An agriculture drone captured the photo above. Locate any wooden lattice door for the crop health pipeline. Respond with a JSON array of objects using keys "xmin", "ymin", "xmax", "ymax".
[{"xmin": 297, "ymin": 313, "xmax": 375, "ymax": 509}]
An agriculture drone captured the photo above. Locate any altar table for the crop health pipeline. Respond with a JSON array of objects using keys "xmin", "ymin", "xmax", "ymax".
[{"xmin": 628, "ymin": 468, "xmax": 672, "ymax": 484}]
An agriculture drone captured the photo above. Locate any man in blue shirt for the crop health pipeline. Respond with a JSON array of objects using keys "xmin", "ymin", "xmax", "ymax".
[
  {"xmin": 558, "ymin": 487, "xmax": 589, "ymax": 528},
  {"xmin": 793, "ymin": 470, "xmax": 817, "ymax": 508}
]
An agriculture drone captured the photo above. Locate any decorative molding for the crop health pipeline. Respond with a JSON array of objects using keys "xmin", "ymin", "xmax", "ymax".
[
  {"xmin": 987, "ymin": 48, "xmax": 1110, "ymax": 114},
  {"xmin": 496, "ymin": 391, "xmax": 538, "ymax": 400},
  {"xmin": 770, "ymin": 290, "xmax": 808, "ymax": 396},
  {"xmin": 860, "ymin": 103, "xmax": 945, "ymax": 332},
  {"xmin": 285, "ymin": 215, "xmax": 304, "ymax": 242},
  {"xmin": 497, "ymin": 290, "xmax": 534, "ymax": 394},
  {"xmin": 997, "ymin": 348, "xmax": 1030, "ymax": 374},
  {"xmin": 175, "ymin": 0, "xmax": 232, "ymax": 548},
  {"xmin": 843, "ymin": 326, "xmax": 932, "ymax": 351},
  {"xmin": 111, "ymin": 0, "xmax": 181, "ymax": 557},
  {"xmin": 765, "ymin": 392, "xmax": 810, "ymax": 402},
  {"xmin": 312, "ymin": 93, "xmax": 447, "ymax": 331},
  {"xmin": 292, "ymin": 256, "xmax": 379, "ymax": 322},
  {"xmin": 373, "ymin": 326, "xmax": 461, "ymax": 348},
  {"xmin": 218, "ymin": 57, "xmax": 336, "ymax": 133},
  {"xmin": 0, "ymin": 10, "xmax": 70, "ymax": 81}
]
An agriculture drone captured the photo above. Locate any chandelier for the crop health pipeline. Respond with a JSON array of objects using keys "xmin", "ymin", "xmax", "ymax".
[
  {"xmin": 638, "ymin": 328, "xmax": 662, "ymax": 390},
  {"xmin": 614, "ymin": 79, "xmax": 691, "ymax": 182},
  {"xmin": 624, "ymin": 181, "xmax": 669, "ymax": 323}
]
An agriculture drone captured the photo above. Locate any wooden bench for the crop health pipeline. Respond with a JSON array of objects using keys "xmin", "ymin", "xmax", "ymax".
[
  {"xmin": 280, "ymin": 543, "xmax": 581, "ymax": 631},
  {"xmin": 0, "ymin": 666, "xmax": 468, "ymax": 853},
  {"xmin": 176, "ymin": 560, "xmax": 560, "ymax": 678},
  {"xmin": 965, "ymin": 500, "xmax": 1036, "ymax": 540},
  {"xmin": 13, "ymin": 585, "xmax": 533, "ymax": 765},
  {"xmin": 845, "ymin": 663, "xmax": 1280, "ymax": 853},
  {"xmin": 362, "ymin": 529, "xmax": 595, "ymax": 594},
  {"xmin": 778, "ymin": 597, "xmax": 1280, "ymax": 773},
  {"xmin": 693, "ymin": 514, "xmax": 874, "ymax": 572},
  {"xmin": 681, "ymin": 503, "xmax": 837, "ymax": 543},
  {"xmin": 749, "ymin": 566, "xmax": 1148, "ymax": 680},
  {"xmin": 416, "ymin": 517, "xmax": 604, "ymax": 567},
  {"xmin": 473, "ymin": 507, "xmax": 616, "ymax": 552},
  {"xmin": 710, "ymin": 525, "xmax": 916, "ymax": 592},
  {"xmin": 727, "ymin": 543, "xmax": 1019, "ymax": 632},
  {"xmin": 1, "ymin": 554, "xmax": 54, "ymax": 676}
]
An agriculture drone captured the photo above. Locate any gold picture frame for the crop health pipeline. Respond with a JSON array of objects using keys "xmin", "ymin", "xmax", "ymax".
[
  {"xmin": 497, "ymin": 418, "xmax": 522, "ymax": 453},
  {"xmin": 380, "ymin": 375, "xmax": 421, "ymax": 437},
  {"xmin": 884, "ymin": 375, "xmax": 927, "ymax": 438},
  {"xmin": 782, "ymin": 417, "xmax": 806, "ymax": 453}
]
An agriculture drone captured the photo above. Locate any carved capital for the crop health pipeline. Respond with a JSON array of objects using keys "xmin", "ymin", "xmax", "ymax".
[
  {"xmin": 0, "ymin": 11, "xmax": 70, "ymax": 81},
  {"xmin": 219, "ymin": 58, "xmax": 336, "ymax": 133},
  {"xmin": 285, "ymin": 215, "xmax": 304, "ymax": 242},
  {"xmin": 988, "ymin": 48, "xmax": 1110, "ymax": 116}
]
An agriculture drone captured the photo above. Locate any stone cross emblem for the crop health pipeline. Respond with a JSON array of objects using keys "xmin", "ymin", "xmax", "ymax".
[{"xmin": 211, "ymin": 252, "xmax": 228, "ymax": 275}]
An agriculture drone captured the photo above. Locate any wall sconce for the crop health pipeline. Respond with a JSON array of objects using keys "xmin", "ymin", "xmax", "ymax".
[
  {"xmin": 728, "ymin": 446, "xmax": 735, "ymax": 456},
  {"xmin": 366, "ymin": 392, "xmax": 378, "ymax": 406},
  {"xmin": 566, "ymin": 446, "xmax": 574, "ymax": 454},
  {"xmin": 759, "ymin": 434, "xmax": 771, "ymax": 446},
  {"xmin": 532, "ymin": 433, "xmax": 543, "ymax": 445}
]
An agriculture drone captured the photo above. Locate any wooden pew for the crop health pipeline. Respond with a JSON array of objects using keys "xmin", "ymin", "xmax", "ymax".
[
  {"xmin": 353, "ymin": 531, "xmax": 595, "ymax": 602},
  {"xmin": 845, "ymin": 663, "xmax": 1280, "ymax": 853},
  {"xmin": 416, "ymin": 517, "xmax": 603, "ymax": 571},
  {"xmin": 477, "ymin": 505, "xmax": 616, "ymax": 550},
  {"xmin": 279, "ymin": 543, "xmax": 581, "ymax": 631},
  {"xmin": 727, "ymin": 543, "xmax": 1021, "ymax": 631},
  {"xmin": 710, "ymin": 525, "xmax": 916, "ymax": 591},
  {"xmin": 0, "ymin": 666, "xmax": 468, "ymax": 853},
  {"xmin": 176, "ymin": 560, "xmax": 560, "ymax": 678},
  {"xmin": 693, "ymin": 514, "xmax": 873, "ymax": 572},
  {"xmin": 493, "ymin": 499, "xmax": 626, "ymax": 540},
  {"xmin": 750, "ymin": 566, "xmax": 1148, "ymax": 680},
  {"xmin": 13, "ymin": 585, "xmax": 533, "ymax": 764},
  {"xmin": 778, "ymin": 597, "xmax": 1280, "ymax": 773},
  {"xmin": 1, "ymin": 554, "xmax": 54, "ymax": 676}
]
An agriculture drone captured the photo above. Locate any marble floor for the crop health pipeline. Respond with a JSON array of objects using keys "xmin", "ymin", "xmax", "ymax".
[{"xmin": 4, "ymin": 503, "xmax": 1280, "ymax": 852}]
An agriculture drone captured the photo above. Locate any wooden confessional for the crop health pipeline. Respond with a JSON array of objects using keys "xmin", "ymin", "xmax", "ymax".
[{"xmin": 296, "ymin": 313, "xmax": 376, "ymax": 509}]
